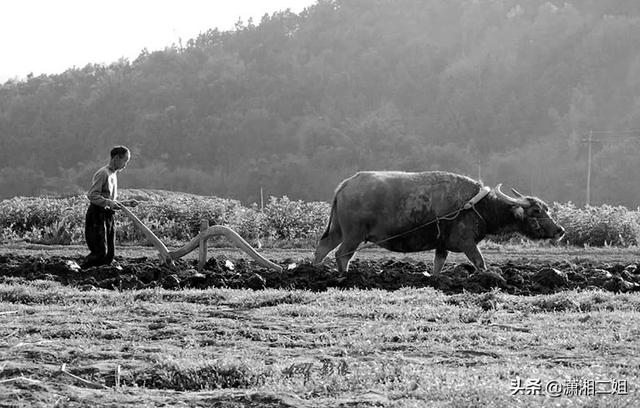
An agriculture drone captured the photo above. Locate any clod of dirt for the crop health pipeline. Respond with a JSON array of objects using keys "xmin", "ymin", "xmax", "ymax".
[
  {"xmin": 78, "ymin": 264, "xmax": 127, "ymax": 281},
  {"xmin": 64, "ymin": 260, "xmax": 82, "ymax": 273},
  {"xmin": 177, "ymin": 268, "xmax": 199, "ymax": 279},
  {"xmin": 162, "ymin": 274, "xmax": 181, "ymax": 289},
  {"xmin": 188, "ymin": 272, "xmax": 208, "ymax": 288},
  {"xmin": 203, "ymin": 257, "xmax": 225, "ymax": 272},
  {"xmin": 585, "ymin": 268, "xmax": 613, "ymax": 285},
  {"xmin": 620, "ymin": 270, "xmax": 638, "ymax": 283},
  {"xmin": 37, "ymin": 258, "xmax": 80, "ymax": 276},
  {"xmin": 177, "ymin": 269, "xmax": 209, "ymax": 288},
  {"xmin": 135, "ymin": 266, "xmax": 160, "ymax": 283},
  {"xmin": 625, "ymin": 264, "xmax": 638, "ymax": 274},
  {"xmin": 450, "ymin": 264, "xmax": 473, "ymax": 279},
  {"xmin": 429, "ymin": 274, "xmax": 456, "ymax": 292},
  {"xmin": 281, "ymin": 262, "xmax": 339, "ymax": 291},
  {"xmin": 604, "ymin": 276, "xmax": 639, "ymax": 293},
  {"xmin": 470, "ymin": 268, "xmax": 507, "ymax": 289},
  {"xmin": 118, "ymin": 275, "xmax": 143, "ymax": 290},
  {"xmin": 503, "ymin": 268, "xmax": 525, "ymax": 286},
  {"xmin": 533, "ymin": 267, "xmax": 568, "ymax": 288},
  {"xmin": 246, "ymin": 273, "xmax": 267, "ymax": 290},
  {"xmin": 566, "ymin": 270, "xmax": 587, "ymax": 283}
]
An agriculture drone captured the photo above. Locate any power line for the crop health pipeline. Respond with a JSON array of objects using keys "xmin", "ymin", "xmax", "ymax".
[
  {"xmin": 582, "ymin": 137, "xmax": 640, "ymax": 143},
  {"xmin": 582, "ymin": 129, "xmax": 640, "ymax": 143},
  {"xmin": 587, "ymin": 129, "xmax": 640, "ymax": 134}
]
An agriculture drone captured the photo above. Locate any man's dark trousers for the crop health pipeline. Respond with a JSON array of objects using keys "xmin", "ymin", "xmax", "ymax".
[{"xmin": 84, "ymin": 204, "xmax": 115, "ymax": 267}]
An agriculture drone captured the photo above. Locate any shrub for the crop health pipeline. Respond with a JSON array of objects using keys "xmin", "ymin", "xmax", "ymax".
[
  {"xmin": 2, "ymin": 191, "xmax": 639, "ymax": 248},
  {"xmin": 551, "ymin": 202, "xmax": 640, "ymax": 246},
  {"xmin": 115, "ymin": 193, "xmax": 245, "ymax": 245},
  {"xmin": 227, "ymin": 204, "xmax": 267, "ymax": 241},
  {"xmin": 263, "ymin": 196, "xmax": 330, "ymax": 241},
  {"xmin": 0, "ymin": 196, "xmax": 85, "ymax": 244}
]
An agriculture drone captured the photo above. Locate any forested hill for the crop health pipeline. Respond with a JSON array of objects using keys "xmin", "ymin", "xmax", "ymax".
[{"xmin": 2, "ymin": 0, "xmax": 640, "ymax": 206}]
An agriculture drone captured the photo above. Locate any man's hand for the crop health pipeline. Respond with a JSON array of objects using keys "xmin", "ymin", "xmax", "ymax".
[{"xmin": 108, "ymin": 200, "xmax": 123, "ymax": 210}]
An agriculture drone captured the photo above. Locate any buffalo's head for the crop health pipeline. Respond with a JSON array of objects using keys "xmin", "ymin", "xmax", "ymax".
[{"xmin": 495, "ymin": 184, "xmax": 565, "ymax": 240}]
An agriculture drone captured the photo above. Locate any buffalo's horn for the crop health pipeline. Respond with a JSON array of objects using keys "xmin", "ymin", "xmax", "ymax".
[
  {"xmin": 511, "ymin": 187, "xmax": 524, "ymax": 198},
  {"xmin": 495, "ymin": 184, "xmax": 530, "ymax": 207}
]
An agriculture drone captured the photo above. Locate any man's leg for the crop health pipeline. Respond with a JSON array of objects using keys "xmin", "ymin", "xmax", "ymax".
[
  {"xmin": 84, "ymin": 205, "xmax": 108, "ymax": 267},
  {"xmin": 104, "ymin": 211, "xmax": 115, "ymax": 265}
]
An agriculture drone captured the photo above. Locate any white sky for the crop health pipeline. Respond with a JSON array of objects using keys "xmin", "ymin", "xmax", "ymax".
[{"xmin": 0, "ymin": 0, "xmax": 316, "ymax": 83}]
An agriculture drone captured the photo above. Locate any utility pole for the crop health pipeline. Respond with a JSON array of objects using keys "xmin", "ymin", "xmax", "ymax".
[
  {"xmin": 581, "ymin": 129, "xmax": 639, "ymax": 207},
  {"xmin": 586, "ymin": 129, "xmax": 592, "ymax": 206}
]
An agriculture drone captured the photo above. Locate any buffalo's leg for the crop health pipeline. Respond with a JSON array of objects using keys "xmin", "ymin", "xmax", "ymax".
[
  {"xmin": 433, "ymin": 248, "xmax": 448, "ymax": 275},
  {"xmin": 335, "ymin": 237, "xmax": 362, "ymax": 273},
  {"xmin": 313, "ymin": 231, "xmax": 342, "ymax": 265},
  {"xmin": 460, "ymin": 244, "xmax": 486, "ymax": 272}
]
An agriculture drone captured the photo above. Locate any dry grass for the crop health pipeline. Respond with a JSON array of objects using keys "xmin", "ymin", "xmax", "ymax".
[
  {"xmin": 2, "ymin": 245, "xmax": 640, "ymax": 406},
  {"xmin": 1, "ymin": 278, "xmax": 639, "ymax": 407}
]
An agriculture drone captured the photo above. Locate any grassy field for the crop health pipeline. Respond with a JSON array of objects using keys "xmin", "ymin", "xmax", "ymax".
[{"xmin": 1, "ymin": 245, "xmax": 640, "ymax": 407}]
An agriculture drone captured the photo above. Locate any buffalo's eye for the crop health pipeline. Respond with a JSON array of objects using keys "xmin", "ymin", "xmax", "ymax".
[{"xmin": 531, "ymin": 207, "xmax": 541, "ymax": 216}]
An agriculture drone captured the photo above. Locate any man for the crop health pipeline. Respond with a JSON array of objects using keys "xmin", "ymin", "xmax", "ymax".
[{"xmin": 83, "ymin": 146, "xmax": 137, "ymax": 268}]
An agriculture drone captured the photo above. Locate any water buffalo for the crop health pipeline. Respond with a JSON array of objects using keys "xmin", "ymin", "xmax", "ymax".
[{"xmin": 314, "ymin": 171, "xmax": 564, "ymax": 274}]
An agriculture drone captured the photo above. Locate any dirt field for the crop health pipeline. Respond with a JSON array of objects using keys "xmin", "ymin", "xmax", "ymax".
[
  {"xmin": 2, "ymin": 244, "xmax": 640, "ymax": 295},
  {"xmin": 1, "ymin": 244, "xmax": 640, "ymax": 407}
]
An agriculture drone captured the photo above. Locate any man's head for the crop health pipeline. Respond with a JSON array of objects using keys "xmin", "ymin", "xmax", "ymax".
[{"xmin": 110, "ymin": 146, "xmax": 130, "ymax": 171}]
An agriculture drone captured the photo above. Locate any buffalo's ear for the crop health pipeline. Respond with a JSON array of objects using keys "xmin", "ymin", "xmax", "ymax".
[{"xmin": 512, "ymin": 206, "xmax": 525, "ymax": 220}]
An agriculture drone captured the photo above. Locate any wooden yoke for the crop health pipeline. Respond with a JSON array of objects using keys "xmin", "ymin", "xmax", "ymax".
[{"xmin": 118, "ymin": 203, "xmax": 282, "ymax": 272}]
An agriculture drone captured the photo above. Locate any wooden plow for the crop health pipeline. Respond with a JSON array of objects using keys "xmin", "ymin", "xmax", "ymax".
[{"xmin": 119, "ymin": 205, "xmax": 282, "ymax": 273}]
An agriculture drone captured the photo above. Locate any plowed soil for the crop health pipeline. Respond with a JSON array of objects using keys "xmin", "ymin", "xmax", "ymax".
[{"xmin": 1, "ymin": 251, "xmax": 639, "ymax": 295}]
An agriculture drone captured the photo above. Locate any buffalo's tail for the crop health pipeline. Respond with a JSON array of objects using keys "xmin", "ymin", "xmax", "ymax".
[{"xmin": 320, "ymin": 193, "xmax": 340, "ymax": 241}]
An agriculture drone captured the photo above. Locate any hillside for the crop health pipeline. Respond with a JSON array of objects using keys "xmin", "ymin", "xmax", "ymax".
[{"xmin": 1, "ymin": 0, "xmax": 640, "ymax": 205}]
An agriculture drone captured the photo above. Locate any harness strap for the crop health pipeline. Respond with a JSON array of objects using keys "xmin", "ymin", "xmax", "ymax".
[
  {"xmin": 463, "ymin": 186, "xmax": 491, "ymax": 210},
  {"xmin": 472, "ymin": 206, "xmax": 484, "ymax": 219}
]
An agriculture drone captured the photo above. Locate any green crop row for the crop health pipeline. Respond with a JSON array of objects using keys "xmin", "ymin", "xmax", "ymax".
[
  {"xmin": 550, "ymin": 202, "xmax": 640, "ymax": 247},
  {"xmin": 1, "ymin": 192, "xmax": 639, "ymax": 248},
  {"xmin": 0, "ymin": 191, "xmax": 330, "ymax": 248}
]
